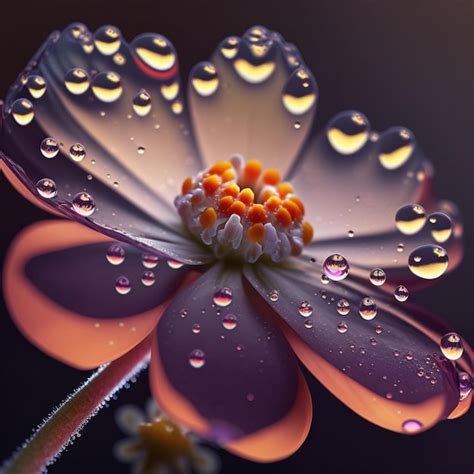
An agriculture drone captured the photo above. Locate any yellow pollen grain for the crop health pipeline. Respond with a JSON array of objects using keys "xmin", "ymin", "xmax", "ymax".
[
  {"xmin": 222, "ymin": 183, "xmax": 240, "ymax": 197},
  {"xmin": 219, "ymin": 195, "xmax": 234, "ymax": 213},
  {"xmin": 260, "ymin": 187, "xmax": 277, "ymax": 202},
  {"xmin": 277, "ymin": 182, "xmax": 294, "ymax": 198},
  {"xmin": 202, "ymin": 174, "xmax": 221, "ymax": 195},
  {"xmin": 181, "ymin": 176, "xmax": 193, "ymax": 195},
  {"xmin": 239, "ymin": 188, "xmax": 255, "ymax": 206},
  {"xmin": 276, "ymin": 207, "xmax": 292, "ymax": 227},
  {"xmin": 302, "ymin": 221, "xmax": 314, "ymax": 245},
  {"xmin": 199, "ymin": 207, "xmax": 217, "ymax": 228},
  {"xmin": 265, "ymin": 195, "xmax": 281, "ymax": 211},
  {"xmin": 247, "ymin": 204, "xmax": 267, "ymax": 223},
  {"xmin": 247, "ymin": 223, "xmax": 265, "ymax": 243},
  {"xmin": 262, "ymin": 168, "xmax": 281, "ymax": 186}
]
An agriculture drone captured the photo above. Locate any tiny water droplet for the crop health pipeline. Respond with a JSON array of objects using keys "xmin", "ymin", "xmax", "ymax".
[
  {"xmin": 26, "ymin": 75, "xmax": 47, "ymax": 99},
  {"xmin": 69, "ymin": 143, "xmax": 86, "ymax": 162},
  {"xmin": 321, "ymin": 274, "xmax": 330, "ymax": 285},
  {"xmin": 141, "ymin": 270, "xmax": 156, "ymax": 286},
  {"xmin": 359, "ymin": 297, "xmax": 377, "ymax": 320},
  {"xmin": 223, "ymin": 314, "xmax": 238, "ymax": 330},
  {"xmin": 269, "ymin": 289, "xmax": 279, "ymax": 302},
  {"xmin": 369, "ymin": 268, "xmax": 386, "ymax": 286},
  {"xmin": 458, "ymin": 372, "xmax": 472, "ymax": 400},
  {"xmin": 167, "ymin": 259, "xmax": 184, "ymax": 269},
  {"xmin": 402, "ymin": 420, "xmax": 422, "ymax": 433},
  {"xmin": 94, "ymin": 25, "xmax": 121, "ymax": 55},
  {"xmin": 326, "ymin": 111, "xmax": 370, "ymax": 154},
  {"xmin": 395, "ymin": 204, "xmax": 426, "ymax": 235},
  {"xmin": 379, "ymin": 127, "xmax": 415, "ymax": 170},
  {"xmin": 337, "ymin": 322, "xmax": 348, "ymax": 333},
  {"xmin": 336, "ymin": 298, "xmax": 350, "ymax": 316},
  {"xmin": 142, "ymin": 254, "xmax": 159, "ymax": 269},
  {"xmin": 189, "ymin": 349, "xmax": 205, "ymax": 368},
  {"xmin": 304, "ymin": 319, "xmax": 313, "ymax": 329},
  {"xmin": 64, "ymin": 68, "xmax": 90, "ymax": 95},
  {"xmin": 36, "ymin": 178, "xmax": 57, "ymax": 199},
  {"xmin": 92, "ymin": 71, "xmax": 123, "ymax": 103},
  {"xmin": 440, "ymin": 332, "xmax": 463, "ymax": 360},
  {"xmin": 11, "ymin": 98, "xmax": 34, "ymax": 125},
  {"xmin": 137, "ymin": 146, "xmax": 146, "ymax": 155},
  {"xmin": 394, "ymin": 285, "xmax": 409, "ymax": 302},
  {"xmin": 298, "ymin": 301, "xmax": 313, "ymax": 317},
  {"xmin": 282, "ymin": 67, "xmax": 317, "ymax": 115},
  {"xmin": 106, "ymin": 244, "xmax": 125, "ymax": 265},
  {"xmin": 132, "ymin": 89, "xmax": 152, "ymax": 117},
  {"xmin": 72, "ymin": 192, "xmax": 96, "ymax": 216},
  {"xmin": 40, "ymin": 137, "xmax": 59, "ymax": 159},
  {"xmin": 192, "ymin": 323, "xmax": 201, "ymax": 334},
  {"xmin": 323, "ymin": 254, "xmax": 350, "ymax": 281},
  {"xmin": 115, "ymin": 276, "xmax": 131, "ymax": 295},
  {"xmin": 191, "ymin": 62, "xmax": 219, "ymax": 97},
  {"xmin": 428, "ymin": 212, "xmax": 453, "ymax": 243},
  {"xmin": 213, "ymin": 287, "xmax": 233, "ymax": 307}
]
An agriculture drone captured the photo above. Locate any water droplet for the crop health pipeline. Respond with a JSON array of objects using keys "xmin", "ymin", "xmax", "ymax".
[
  {"xmin": 394, "ymin": 285, "xmax": 409, "ymax": 302},
  {"xmin": 115, "ymin": 276, "xmax": 131, "ymax": 295},
  {"xmin": 94, "ymin": 25, "xmax": 121, "ymax": 55},
  {"xmin": 428, "ymin": 212, "xmax": 453, "ymax": 243},
  {"xmin": 378, "ymin": 127, "xmax": 415, "ymax": 170},
  {"xmin": 375, "ymin": 325, "xmax": 383, "ymax": 334},
  {"xmin": 72, "ymin": 192, "xmax": 96, "ymax": 216},
  {"xmin": 40, "ymin": 137, "xmax": 59, "ymax": 159},
  {"xmin": 282, "ymin": 67, "xmax": 317, "ymax": 115},
  {"xmin": 26, "ymin": 75, "xmax": 47, "ymax": 99},
  {"xmin": 326, "ymin": 111, "xmax": 370, "ymax": 154},
  {"xmin": 132, "ymin": 33, "xmax": 177, "ymax": 72},
  {"xmin": 213, "ymin": 288, "xmax": 233, "ymax": 307},
  {"xmin": 323, "ymin": 254, "xmax": 350, "ymax": 281},
  {"xmin": 298, "ymin": 301, "xmax": 313, "ymax": 317},
  {"xmin": 220, "ymin": 36, "xmax": 240, "ymax": 59},
  {"xmin": 11, "ymin": 98, "xmax": 34, "ymax": 125},
  {"xmin": 293, "ymin": 121, "xmax": 301, "ymax": 129},
  {"xmin": 167, "ymin": 259, "xmax": 184, "ymax": 269},
  {"xmin": 191, "ymin": 62, "xmax": 219, "ymax": 97},
  {"xmin": 347, "ymin": 230, "xmax": 355, "ymax": 238},
  {"xmin": 64, "ymin": 68, "xmax": 90, "ymax": 95},
  {"xmin": 223, "ymin": 314, "xmax": 238, "ymax": 330},
  {"xmin": 92, "ymin": 71, "xmax": 123, "ymax": 103},
  {"xmin": 458, "ymin": 372, "xmax": 472, "ymax": 400},
  {"xmin": 304, "ymin": 319, "xmax": 313, "ymax": 329},
  {"xmin": 160, "ymin": 81, "xmax": 180, "ymax": 101},
  {"xmin": 189, "ymin": 349, "xmax": 205, "ymax": 368},
  {"xmin": 321, "ymin": 274, "xmax": 330, "ymax": 285},
  {"xmin": 440, "ymin": 332, "xmax": 464, "ymax": 360},
  {"xmin": 269, "ymin": 289, "xmax": 279, "ymax": 302},
  {"xmin": 359, "ymin": 297, "xmax": 377, "ymax": 320},
  {"xmin": 171, "ymin": 100, "xmax": 183, "ymax": 115},
  {"xmin": 132, "ymin": 89, "xmax": 152, "ymax": 117},
  {"xmin": 69, "ymin": 143, "xmax": 86, "ymax": 162},
  {"xmin": 192, "ymin": 323, "xmax": 201, "ymax": 334},
  {"xmin": 233, "ymin": 41, "xmax": 276, "ymax": 84},
  {"xmin": 408, "ymin": 245, "xmax": 448, "ymax": 279},
  {"xmin": 369, "ymin": 268, "xmax": 386, "ymax": 286},
  {"xmin": 395, "ymin": 204, "xmax": 426, "ymax": 235},
  {"xmin": 106, "ymin": 244, "xmax": 125, "ymax": 265},
  {"xmin": 36, "ymin": 178, "xmax": 57, "ymax": 199},
  {"xmin": 396, "ymin": 243, "xmax": 405, "ymax": 253},
  {"xmin": 336, "ymin": 298, "xmax": 350, "ymax": 316},
  {"xmin": 113, "ymin": 53, "xmax": 126, "ymax": 65},
  {"xmin": 141, "ymin": 270, "xmax": 156, "ymax": 286},
  {"xmin": 142, "ymin": 254, "xmax": 159, "ymax": 269},
  {"xmin": 137, "ymin": 146, "xmax": 146, "ymax": 155},
  {"xmin": 402, "ymin": 420, "xmax": 422, "ymax": 433},
  {"xmin": 337, "ymin": 322, "xmax": 348, "ymax": 333}
]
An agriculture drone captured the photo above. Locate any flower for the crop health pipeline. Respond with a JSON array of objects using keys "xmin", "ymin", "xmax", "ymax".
[
  {"xmin": 1, "ymin": 23, "xmax": 472, "ymax": 463},
  {"xmin": 114, "ymin": 398, "xmax": 219, "ymax": 474}
]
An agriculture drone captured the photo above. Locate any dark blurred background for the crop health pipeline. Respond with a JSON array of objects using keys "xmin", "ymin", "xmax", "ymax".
[{"xmin": 0, "ymin": 0, "xmax": 473, "ymax": 472}]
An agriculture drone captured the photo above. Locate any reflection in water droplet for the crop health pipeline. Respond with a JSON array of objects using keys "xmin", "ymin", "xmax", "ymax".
[
  {"xmin": 26, "ymin": 75, "xmax": 47, "ymax": 99},
  {"xmin": 337, "ymin": 322, "xmax": 348, "ymax": 334},
  {"xmin": 408, "ymin": 245, "xmax": 448, "ymax": 279},
  {"xmin": 189, "ymin": 349, "xmax": 205, "ymax": 368},
  {"xmin": 192, "ymin": 323, "xmax": 201, "ymax": 334},
  {"xmin": 132, "ymin": 33, "xmax": 176, "ymax": 71},
  {"xmin": 323, "ymin": 254, "xmax": 350, "ymax": 281},
  {"xmin": 321, "ymin": 274, "xmax": 330, "ymax": 285},
  {"xmin": 378, "ymin": 127, "xmax": 415, "ymax": 170},
  {"xmin": 458, "ymin": 372, "xmax": 472, "ymax": 400},
  {"xmin": 395, "ymin": 204, "xmax": 426, "ymax": 235},
  {"xmin": 213, "ymin": 288, "xmax": 233, "ymax": 307},
  {"xmin": 369, "ymin": 268, "xmax": 386, "ymax": 286},
  {"xmin": 282, "ymin": 67, "xmax": 317, "ymax": 115},
  {"xmin": 113, "ymin": 53, "xmax": 126, "ymax": 65},
  {"xmin": 223, "ymin": 314, "xmax": 238, "ymax": 330},
  {"xmin": 326, "ymin": 111, "xmax": 370, "ymax": 154},
  {"xmin": 159, "ymin": 81, "xmax": 179, "ymax": 101},
  {"xmin": 132, "ymin": 89, "xmax": 152, "ymax": 117},
  {"xmin": 220, "ymin": 36, "xmax": 240, "ymax": 59},
  {"xmin": 141, "ymin": 271, "xmax": 155, "ymax": 286},
  {"xmin": 191, "ymin": 62, "xmax": 219, "ymax": 97},
  {"xmin": 171, "ymin": 101, "xmax": 183, "ymax": 115},
  {"xmin": 402, "ymin": 420, "xmax": 422, "ymax": 433},
  {"xmin": 106, "ymin": 244, "xmax": 125, "ymax": 265},
  {"xmin": 40, "ymin": 137, "xmax": 59, "ymax": 159},
  {"xmin": 336, "ymin": 299, "xmax": 350, "ymax": 316},
  {"xmin": 137, "ymin": 146, "xmax": 146, "ymax": 155},
  {"xmin": 115, "ymin": 276, "xmax": 131, "ymax": 295},
  {"xmin": 347, "ymin": 230, "xmax": 355, "ymax": 238},
  {"xmin": 394, "ymin": 285, "xmax": 409, "ymax": 302},
  {"xmin": 359, "ymin": 297, "xmax": 377, "ymax": 320},
  {"xmin": 69, "ymin": 143, "xmax": 86, "ymax": 162},
  {"xmin": 64, "ymin": 68, "xmax": 90, "ymax": 95},
  {"xmin": 167, "ymin": 259, "xmax": 184, "ymax": 269},
  {"xmin": 298, "ymin": 301, "xmax": 313, "ymax": 317},
  {"xmin": 92, "ymin": 71, "xmax": 123, "ymax": 103},
  {"xmin": 428, "ymin": 212, "xmax": 453, "ymax": 243},
  {"xmin": 304, "ymin": 319, "xmax": 313, "ymax": 329},
  {"xmin": 94, "ymin": 25, "xmax": 121, "ymax": 56},
  {"xmin": 36, "ymin": 178, "xmax": 57, "ymax": 199},
  {"xmin": 11, "ymin": 98, "xmax": 34, "ymax": 125},
  {"xmin": 269, "ymin": 289, "xmax": 279, "ymax": 302},
  {"xmin": 233, "ymin": 39, "xmax": 276, "ymax": 84},
  {"xmin": 440, "ymin": 332, "xmax": 463, "ymax": 360},
  {"xmin": 72, "ymin": 192, "xmax": 96, "ymax": 216},
  {"xmin": 142, "ymin": 254, "xmax": 159, "ymax": 269}
]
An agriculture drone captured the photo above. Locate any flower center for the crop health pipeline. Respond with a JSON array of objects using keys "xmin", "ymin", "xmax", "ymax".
[{"xmin": 175, "ymin": 156, "xmax": 313, "ymax": 262}]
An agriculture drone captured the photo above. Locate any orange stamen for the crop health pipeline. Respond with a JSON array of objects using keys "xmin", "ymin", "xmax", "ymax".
[
  {"xmin": 239, "ymin": 188, "xmax": 255, "ymax": 206},
  {"xmin": 262, "ymin": 168, "xmax": 281, "ymax": 186},
  {"xmin": 181, "ymin": 177, "xmax": 193, "ymax": 195},
  {"xmin": 302, "ymin": 221, "xmax": 314, "ymax": 245},
  {"xmin": 199, "ymin": 207, "xmax": 217, "ymax": 228},
  {"xmin": 248, "ymin": 204, "xmax": 267, "ymax": 223},
  {"xmin": 227, "ymin": 200, "xmax": 247, "ymax": 217},
  {"xmin": 247, "ymin": 223, "xmax": 265, "ymax": 243},
  {"xmin": 202, "ymin": 174, "xmax": 221, "ymax": 195},
  {"xmin": 208, "ymin": 160, "xmax": 233, "ymax": 175},
  {"xmin": 276, "ymin": 207, "xmax": 292, "ymax": 227},
  {"xmin": 277, "ymin": 182, "xmax": 294, "ymax": 198}
]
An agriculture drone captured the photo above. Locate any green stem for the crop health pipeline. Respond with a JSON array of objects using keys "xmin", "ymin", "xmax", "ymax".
[{"xmin": 2, "ymin": 338, "xmax": 152, "ymax": 474}]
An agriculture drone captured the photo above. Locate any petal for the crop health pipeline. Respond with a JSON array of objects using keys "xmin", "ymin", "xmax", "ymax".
[
  {"xmin": 4, "ymin": 220, "xmax": 192, "ymax": 369},
  {"xmin": 150, "ymin": 263, "xmax": 311, "ymax": 462},
  {"xmin": 245, "ymin": 263, "xmax": 471, "ymax": 433},
  {"xmin": 188, "ymin": 26, "xmax": 317, "ymax": 175},
  {"xmin": 1, "ymin": 24, "xmax": 212, "ymax": 264}
]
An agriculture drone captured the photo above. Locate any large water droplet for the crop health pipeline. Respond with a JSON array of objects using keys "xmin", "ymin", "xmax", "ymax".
[
  {"xmin": 223, "ymin": 314, "xmax": 238, "ymax": 330},
  {"xmin": 378, "ymin": 127, "xmax": 415, "ymax": 170},
  {"xmin": 36, "ymin": 178, "xmax": 57, "ymax": 199},
  {"xmin": 94, "ymin": 25, "xmax": 121, "ymax": 55},
  {"xmin": 359, "ymin": 297, "xmax": 377, "ymax": 320},
  {"xmin": 282, "ymin": 67, "xmax": 317, "ymax": 115},
  {"xmin": 298, "ymin": 301, "xmax": 313, "ymax": 317},
  {"xmin": 132, "ymin": 89, "xmax": 152, "ymax": 117},
  {"xmin": 369, "ymin": 268, "xmax": 386, "ymax": 286},
  {"xmin": 132, "ymin": 33, "xmax": 176, "ymax": 71},
  {"xmin": 394, "ymin": 285, "xmax": 409, "ymax": 302},
  {"xmin": 64, "ymin": 68, "xmax": 90, "ymax": 95},
  {"xmin": 69, "ymin": 143, "xmax": 86, "ymax": 162},
  {"xmin": 92, "ymin": 71, "xmax": 123, "ymax": 103},
  {"xmin": 115, "ymin": 276, "xmax": 131, "ymax": 295},
  {"xmin": 141, "ymin": 270, "xmax": 156, "ymax": 286},
  {"xmin": 72, "ymin": 192, "xmax": 96, "ymax": 216},
  {"xmin": 428, "ymin": 212, "xmax": 453, "ymax": 243},
  {"xmin": 142, "ymin": 254, "xmax": 159, "ymax": 269},
  {"xmin": 189, "ymin": 349, "xmax": 205, "ymax": 368},
  {"xmin": 440, "ymin": 332, "xmax": 464, "ymax": 360},
  {"xmin": 323, "ymin": 254, "xmax": 350, "ymax": 281},
  {"xmin": 191, "ymin": 62, "xmax": 219, "ymax": 97},
  {"xmin": 458, "ymin": 372, "xmax": 472, "ymax": 400},
  {"xmin": 11, "ymin": 98, "xmax": 34, "ymax": 125},
  {"xmin": 106, "ymin": 244, "xmax": 125, "ymax": 265},
  {"xmin": 402, "ymin": 420, "xmax": 422, "ymax": 433},
  {"xmin": 40, "ymin": 137, "xmax": 59, "ymax": 159},
  {"xmin": 233, "ymin": 40, "xmax": 276, "ymax": 84},
  {"xmin": 408, "ymin": 245, "xmax": 448, "ymax": 279},
  {"xmin": 336, "ymin": 298, "xmax": 350, "ymax": 316},
  {"xmin": 326, "ymin": 111, "xmax": 370, "ymax": 154},
  {"xmin": 213, "ymin": 288, "xmax": 233, "ymax": 307},
  {"xmin": 26, "ymin": 75, "xmax": 47, "ymax": 99},
  {"xmin": 395, "ymin": 204, "xmax": 426, "ymax": 235}
]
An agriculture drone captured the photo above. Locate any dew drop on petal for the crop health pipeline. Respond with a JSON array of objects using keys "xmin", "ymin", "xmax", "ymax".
[
  {"xmin": 132, "ymin": 89, "xmax": 152, "ymax": 117},
  {"xmin": 36, "ymin": 178, "xmax": 57, "ymax": 199},
  {"xmin": 94, "ymin": 25, "xmax": 121, "ymax": 56},
  {"xmin": 347, "ymin": 230, "xmax": 355, "ymax": 238},
  {"xmin": 321, "ymin": 274, "xmax": 330, "ymax": 285},
  {"xmin": 40, "ymin": 137, "xmax": 59, "ymax": 159},
  {"xmin": 378, "ymin": 127, "xmax": 415, "ymax": 170},
  {"xmin": 394, "ymin": 285, "xmax": 409, "ymax": 302},
  {"xmin": 26, "ymin": 75, "xmax": 47, "ymax": 99},
  {"xmin": 113, "ymin": 53, "xmax": 126, "ymax": 65},
  {"xmin": 336, "ymin": 298, "xmax": 350, "ymax": 316},
  {"xmin": 11, "ymin": 98, "xmax": 34, "ymax": 125},
  {"xmin": 402, "ymin": 420, "xmax": 422, "ymax": 433},
  {"xmin": 189, "ymin": 349, "xmax": 205, "ymax": 368},
  {"xmin": 69, "ymin": 143, "xmax": 86, "ymax": 162},
  {"xmin": 191, "ymin": 62, "xmax": 219, "ymax": 97},
  {"xmin": 326, "ymin": 111, "xmax": 370, "ymax": 155},
  {"xmin": 369, "ymin": 268, "xmax": 386, "ymax": 286},
  {"xmin": 428, "ymin": 212, "xmax": 453, "ymax": 243},
  {"xmin": 167, "ymin": 259, "xmax": 184, "ymax": 269},
  {"xmin": 72, "ymin": 192, "xmax": 96, "ymax": 216},
  {"xmin": 359, "ymin": 297, "xmax": 377, "ymax": 320},
  {"xmin": 213, "ymin": 287, "xmax": 233, "ymax": 307},
  {"xmin": 223, "ymin": 314, "xmax": 238, "ymax": 330},
  {"xmin": 298, "ymin": 301, "xmax": 313, "ymax": 317},
  {"xmin": 141, "ymin": 270, "xmax": 156, "ymax": 286},
  {"xmin": 396, "ymin": 243, "xmax": 405, "ymax": 253},
  {"xmin": 408, "ymin": 245, "xmax": 448, "ymax": 279},
  {"xmin": 375, "ymin": 325, "xmax": 383, "ymax": 334},
  {"xmin": 395, "ymin": 204, "xmax": 426, "ymax": 235},
  {"xmin": 282, "ymin": 67, "xmax": 317, "ymax": 115},
  {"xmin": 132, "ymin": 33, "xmax": 177, "ymax": 72},
  {"xmin": 220, "ymin": 36, "xmax": 240, "ymax": 59},
  {"xmin": 458, "ymin": 372, "xmax": 472, "ymax": 400},
  {"xmin": 115, "ymin": 276, "xmax": 131, "ymax": 295},
  {"xmin": 323, "ymin": 254, "xmax": 350, "ymax": 281},
  {"xmin": 64, "ymin": 68, "xmax": 90, "ymax": 95},
  {"xmin": 304, "ymin": 319, "xmax": 313, "ymax": 329},
  {"xmin": 92, "ymin": 71, "xmax": 123, "ymax": 103},
  {"xmin": 141, "ymin": 254, "xmax": 159, "ymax": 269},
  {"xmin": 106, "ymin": 244, "xmax": 125, "ymax": 265},
  {"xmin": 192, "ymin": 323, "xmax": 201, "ymax": 334},
  {"xmin": 337, "ymin": 322, "xmax": 348, "ymax": 334},
  {"xmin": 269, "ymin": 289, "xmax": 279, "ymax": 302},
  {"xmin": 440, "ymin": 332, "xmax": 464, "ymax": 360}
]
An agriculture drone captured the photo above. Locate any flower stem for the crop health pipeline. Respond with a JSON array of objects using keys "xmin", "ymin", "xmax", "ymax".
[{"xmin": 2, "ymin": 337, "xmax": 152, "ymax": 474}]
